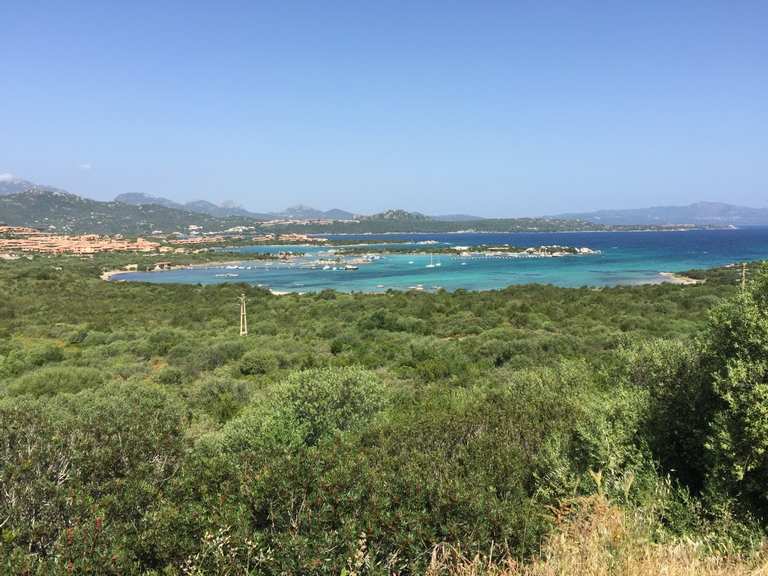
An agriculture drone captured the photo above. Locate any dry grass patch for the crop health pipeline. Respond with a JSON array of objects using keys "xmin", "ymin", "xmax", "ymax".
[{"xmin": 426, "ymin": 495, "xmax": 768, "ymax": 576}]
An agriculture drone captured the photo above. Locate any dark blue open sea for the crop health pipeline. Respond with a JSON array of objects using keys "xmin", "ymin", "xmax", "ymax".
[{"xmin": 113, "ymin": 228, "xmax": 768, "ymax": 292}]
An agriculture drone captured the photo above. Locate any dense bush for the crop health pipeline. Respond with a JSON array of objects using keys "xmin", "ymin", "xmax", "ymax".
[
  {"xmin": 224, "ymin": 366, "xmax": 386, "ymax": 449},
  {"xmin": 0, "ymin": 383, "xmax": 187, "ymax": 573},
  {"xmin": 191, "ymin": 339, "xmax": 247, "ymax": 372},
  {"xmin": 697, "ymin": 267, "xmax": 768, "ymax": 517},
  {"xmin": 620, "ymin": 265, "xmax": 768, "ymax": 521},
  {"xmin": 239, "ymin": 349, "xmax": 280, "ymax": 375},
  {"xmin": 0, "ymin": 342, "xmax": 64, "ymax": 378},
  {"xmin": 189, "ymin": 374, "xmax": 253, "ymax": 423},
  {"xmin": 159, "ymin": 365, "xmax": 589, "ymax": 573},
  {"xmin": 5, "ymin": 366, "xmax": 105, "ymax": 397}
]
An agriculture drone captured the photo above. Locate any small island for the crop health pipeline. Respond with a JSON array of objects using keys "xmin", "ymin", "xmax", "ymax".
[
  {"xmin": 333, "ymin": 243, "xmax": 600, "ymax": 258},
  {"xmin": 448, "ymin": 244, "xmax": 599, "ymax": 257}
]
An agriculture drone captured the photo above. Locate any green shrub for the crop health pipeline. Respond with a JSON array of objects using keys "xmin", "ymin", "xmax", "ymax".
[
  {"xmin": 330, "ymin": 333, "xmax": 358, "ymax": 355},
  {"xmin": 155, "ymin": 365, "xmax": 187, "ymax": 386},
  {"xmin": 223, "ymin": 366, "xmax": 386, "ymax": 452},
  {"xmin": 698, "ymin": 267, "xmax": 768, "ymax": 517},
  {"xmin": 167, "ymin": 341, "xmax": 196, "ymax": 364},
  {"xmin": 631, "ymin": 266, "xmax": 768, "ymax": 521},
  {"xmin": 193, "ymin": 340, "xmax": 247, "ymax": 372},
  {"xmin": 401, "ymin": 338, "xmax": 471, "ymax": 381},
  {"xmin": 82, "ymin": 330, "xmax": 110, "ymax": 347},
  {"xmin": 147, "ymin": 328, "xmax": 186, "ymax": 356},
  {"xmin": 27, "ymin": 343, "xmax": 64, "ymax": 367},
  {"xmin": 239, "ymin": 349, "xmax": 279, "ymax": 375},
  {"xmin": 191, "ymin": 375, "xmax": 253, "ymax": 423},
  {"xmin": 276, "ymin": 366, "xmax": 386, "ymax": 445},
  {"xmin": 205, "ymin": 365, "xmax": 591, "ymax": 572},
  {"xmin": 0, "ymin": 383, "xmax": 187, "ymax": 571},
  {"xmin": 6, "ymin": 366, "xmax": 105, "ymax": 397}
]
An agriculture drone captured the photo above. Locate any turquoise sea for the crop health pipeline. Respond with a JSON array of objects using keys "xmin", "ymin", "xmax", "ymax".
[{"xmin": 113, "ymin": 228, "xmax": 768, "ymax": 293}]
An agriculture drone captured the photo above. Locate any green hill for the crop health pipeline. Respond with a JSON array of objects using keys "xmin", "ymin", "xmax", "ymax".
[
  {"xmin": 364, "ymin": 209, "xmax": 431, "ymax": 221},
  {"xmin": 0, "ymin": 190, "xmax": 255, "ymax": 234}
]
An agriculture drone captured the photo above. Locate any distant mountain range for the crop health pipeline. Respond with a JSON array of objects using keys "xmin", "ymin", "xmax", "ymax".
[
  {"xmin": 1, "ymin": 176, "xmax": 484, "ymax": 223},
  {"xmin": 0, "ymin": 178, "xmax": 597, "ymax": 235},
  {"xmin": 557, "ymin": 202, "xmax": 768, "ymax": 226},
  {"xmin": 113, "ymin": 192, "xmax": 482, "ymax": 222},
  {"xmin": 272, "ymin": 204, "xmax": 356, "ymax": 221},
  {"xmin": 2, "ymin": 175, "xmax": 767, "ymax": 234},
  {"xmin": 0, "ymin": 177, "xmax": 441, "ymax": 233},
  {"xmin": 113, "ymin": 193, "xmax": 261, "ymax": 219},
  {"xmin": 114, "ymin": 193, "xmax": 356, "ymax": 221}
]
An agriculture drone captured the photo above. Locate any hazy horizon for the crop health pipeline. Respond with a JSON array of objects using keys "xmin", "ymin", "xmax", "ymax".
[{"xmin": 2, "ymin": 1, "xmax": 766, "ymax": 216}]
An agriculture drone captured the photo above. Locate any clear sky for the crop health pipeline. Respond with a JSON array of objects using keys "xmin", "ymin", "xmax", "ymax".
[{"xmin": 1, "ymin": 1, "xmax": 766, "ymax": 216}]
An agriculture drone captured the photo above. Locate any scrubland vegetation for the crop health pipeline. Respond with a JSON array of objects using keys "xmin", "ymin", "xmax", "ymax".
[{"xmin": 1, "ymin": 255, "xmax": 768, "ymax": 574}]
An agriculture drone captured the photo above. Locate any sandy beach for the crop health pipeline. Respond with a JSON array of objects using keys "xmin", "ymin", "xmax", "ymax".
[
  {"xmin": 658, "ymin": 272, "xmax": 704, "ymax": 285},
  {"xmin": 100, "ymin": 269, "xmax": 127, "ymax": 281}
]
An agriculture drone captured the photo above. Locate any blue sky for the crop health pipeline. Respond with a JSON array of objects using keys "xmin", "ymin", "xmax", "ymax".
[{"xmin": 1, "ymin": 1, "xmax": 766, "ymax": 216}]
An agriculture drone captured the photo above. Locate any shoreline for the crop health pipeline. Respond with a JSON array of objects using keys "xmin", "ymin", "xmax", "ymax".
[
  {"xmin": 100, "ymin": 269, "xmax": 125, "ymax": 281},
  {"xmin": 657, "ymin": 272, "xmax": 704, "ymax": 285},
  {"xmin": 102, "ymin": 261, "xmax": 708, "ymax": 295},
  {"xmin": 102, "ymin": 260, "xmax": 301, "ymax": 297},
  {"xmin": 101, "ymin": 245, "xmax": 599, "ymax": 284},
  {"xmin": 102, "ymin": 259, "xmax": 255, "ymax": 282}
]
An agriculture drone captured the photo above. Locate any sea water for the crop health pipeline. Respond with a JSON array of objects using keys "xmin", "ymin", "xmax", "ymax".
[{"xmin": 113, "ymin": 228, "xmax": 768, "ymax": 292}]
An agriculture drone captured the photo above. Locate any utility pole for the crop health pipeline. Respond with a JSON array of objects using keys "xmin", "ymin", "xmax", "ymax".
[
  {"xmin": 741, "ymin": 263, "xmax": 747, "ymax": 292},
  {"xmin": 239, "ymin": 293, "xmax": 248, "ymax": 336}
]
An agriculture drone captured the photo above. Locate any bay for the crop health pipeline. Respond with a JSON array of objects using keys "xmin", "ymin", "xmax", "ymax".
[{"xmin": 113, "ymin": 228, "xmax": 768, "ymax": 292}]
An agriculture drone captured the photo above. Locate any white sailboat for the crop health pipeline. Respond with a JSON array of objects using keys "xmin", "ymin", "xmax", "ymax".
[{"xmin": 425, "ymin": 253, "xmax": 436, "ymax": 268}]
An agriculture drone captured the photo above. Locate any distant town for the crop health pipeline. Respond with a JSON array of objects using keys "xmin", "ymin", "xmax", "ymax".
[{"xmin": 0, "ymin": 225, "xmax": 320, "ymax": 259}]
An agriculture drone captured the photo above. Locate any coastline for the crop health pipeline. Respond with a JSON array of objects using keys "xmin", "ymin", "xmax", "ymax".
[
  {"xmin": 101, "ymin": 259, "xmax": 250, "ymax": 282},
  {"xmin": 101, "ymin": 260, "xmax": 299, "ymax": 296},
  {"xmin": 100, "ymin": 244, "xmax": 596, "ymax": 284},
  {"xmin": 102, "ymin": 261, "xmax": 707, "ymax": 295},
  {"xmin": 657, "ymin": 272, "xmax": 704, "ymax": 285},
  {"xmin": 100, "ymin": 269, "xmax": 125, "ymax": 281},
  {"xmin": 97, "ymin": 238, "xmax": 727, "ymax": 294}
]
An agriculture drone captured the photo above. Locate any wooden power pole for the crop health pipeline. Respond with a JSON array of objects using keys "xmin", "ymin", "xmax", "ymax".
[
  {"xmin": 239, "ymin": 293, "xmax": 248, "ymax": 336},
  {"xmin": 742, "ymin": 263, "xmax": 747, "ymax": 292}
]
